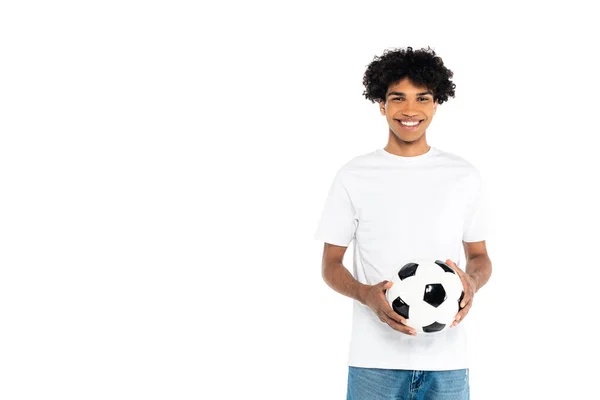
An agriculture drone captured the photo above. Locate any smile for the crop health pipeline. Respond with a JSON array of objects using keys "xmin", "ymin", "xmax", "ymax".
[
  {"xmin": 396, "ymin": 119, "xmax": 423, "ymax": 128},
  {"xmin": 400, "ymin": 121, "xmax": 421, "ymax": 126}
]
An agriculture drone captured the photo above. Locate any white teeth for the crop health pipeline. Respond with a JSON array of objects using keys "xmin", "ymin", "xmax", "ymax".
[{"xmin": 400, "ymin": 120, "xmax": 420, "ymax": 126}]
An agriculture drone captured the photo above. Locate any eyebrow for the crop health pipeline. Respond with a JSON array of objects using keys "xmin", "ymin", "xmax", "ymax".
[{"xmin": 387, "ymin": 91, "xmax": 433, "ymax": 97}]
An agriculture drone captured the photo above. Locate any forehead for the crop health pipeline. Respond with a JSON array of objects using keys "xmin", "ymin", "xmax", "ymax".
[{"xmin": 386, "ymin": 77, "xmax": 430, "ymax": 95}]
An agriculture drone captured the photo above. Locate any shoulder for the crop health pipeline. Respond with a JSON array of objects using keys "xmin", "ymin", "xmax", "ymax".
[
  {"xmin": 433, "ymin": 148, "xmax": 486, "ymax": 197},
  {"xmin": 334, "ymin": 149, "xmax": 380, "ymax": 178},
  {"xmin": 435, "ymin": 147, "xmax": 478, "ymax": 169},
  {"xmin": 435, "ymin": 147, "xmax": 482, "ymax": 179},
  {"xmin": 343, "ymin": 149, "xmax": 380, "ymax": 168}
]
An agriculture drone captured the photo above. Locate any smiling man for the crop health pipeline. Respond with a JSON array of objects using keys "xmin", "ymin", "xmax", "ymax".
[{"xmin": 314, "ymin": 47, "xmax": 492, "ymax": 400}]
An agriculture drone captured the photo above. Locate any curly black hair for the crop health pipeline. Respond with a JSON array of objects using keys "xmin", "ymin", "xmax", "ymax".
[{"xmin": 362, "ymin": 46, "xmax": 456, "ymax": 105}]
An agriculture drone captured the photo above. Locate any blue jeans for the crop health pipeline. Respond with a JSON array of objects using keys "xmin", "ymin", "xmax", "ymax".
[{"xmin": 347, "ymin": 367, "xmax": 469, "ymax": 400}]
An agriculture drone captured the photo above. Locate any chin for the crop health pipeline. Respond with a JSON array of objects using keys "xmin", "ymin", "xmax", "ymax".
[{"xmin": 396, "ymin": 133, "xmax": 424, "ymax": 143}]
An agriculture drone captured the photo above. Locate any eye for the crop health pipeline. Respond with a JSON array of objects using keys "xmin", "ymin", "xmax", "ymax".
[
  {"xmin": 418, "ymin": 97, "xmax": 429, "ymax": 102},
  {"xmin": 392, "ymin": 97, "xmax": 405, "ymax": 101}
]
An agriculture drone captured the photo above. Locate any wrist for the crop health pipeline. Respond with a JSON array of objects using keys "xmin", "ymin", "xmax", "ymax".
[{"xmin": 356, "ymin": 283, "xmax": 369, "ymax": 305}]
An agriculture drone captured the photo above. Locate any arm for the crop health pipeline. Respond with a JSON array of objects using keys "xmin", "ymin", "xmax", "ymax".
[
  {"xmin": 463, "ymin": 240, "xmax": 492, "ymax": 293},
  {"xmin": 320, "ymin": 242, "xmax": 416, "ymax": 335},
  {"xmin": 320, "ymin": 242, "xmax": 368, "ymax": 304}
]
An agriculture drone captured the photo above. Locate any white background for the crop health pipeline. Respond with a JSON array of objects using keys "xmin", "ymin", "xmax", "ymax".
[{"xmin": 1, "ymin": 1, "xmax": 599, "ymax": 399}]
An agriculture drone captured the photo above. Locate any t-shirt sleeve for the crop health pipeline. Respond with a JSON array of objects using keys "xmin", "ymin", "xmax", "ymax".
[
  {"xmin": 462, "ymin": 171, "xmax": 488, "ymax": 242},
  {"xmin": 313, "ymin": 169, "xmax": 358, "ymax": 247}
]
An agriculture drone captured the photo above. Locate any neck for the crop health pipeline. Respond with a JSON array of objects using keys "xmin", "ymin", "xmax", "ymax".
[{"xmin": 385, "ymin": 131, "xmax": 430, "ymax": 157}]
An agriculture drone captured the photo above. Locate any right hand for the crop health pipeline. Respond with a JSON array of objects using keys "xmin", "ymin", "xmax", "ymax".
[{"xmin": 361, "ymin": 280, "xmax": 416, "ymax": 336}]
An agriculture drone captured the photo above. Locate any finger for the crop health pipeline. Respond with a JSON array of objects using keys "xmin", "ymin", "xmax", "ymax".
[
  {"xmin": 445, "ymin": 259, "xmax": 465, "ymax": 276},
  {"xmin": 383, "ymin": 306, "xmax": 409, "ymax": 326},
  {"xmin": 446, "ymin": 260, "xmax": 473, "ymax": 303},
  {"xmin": 460, "ymin": 296, "xmax": 473, "ymax": 313},
  {"xmin": 380, "ymin": 313, "xmax": 416, "ymax": 336},
  {"xmin": 380, "ymin": 300, "xmax": 410, "ymax": 325},
  {"xmin": 461, "ymin": 287, "xmax": 471, "ymax": 306},
  {"xmin": 460, "ymin": 289, "xmax": 473, "ymax": 309},
  {"xmin": 379, "ymin": 280, "xmax": 393, "ymax": 298},
  {"xmin": 453, "ymin": 296, "xmax": 473, "ymax": 326},
  {"xmin": 451, "ymin": 301, "xmax": 473, "ymax": 327}
]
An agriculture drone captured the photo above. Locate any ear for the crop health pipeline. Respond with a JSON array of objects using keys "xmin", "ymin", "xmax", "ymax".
[
  {"xmin": 433, "ymin": 100, "xmax": 438, "ymax": 114},
  {"xmin": 379, "ymin": 101, "xmax": 386, "ymax": 115}
]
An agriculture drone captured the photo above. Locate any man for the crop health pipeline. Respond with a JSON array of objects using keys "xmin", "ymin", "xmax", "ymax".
[{"xmin": 314, "ymin": 47, "xmax": 492, "ymax": 400}]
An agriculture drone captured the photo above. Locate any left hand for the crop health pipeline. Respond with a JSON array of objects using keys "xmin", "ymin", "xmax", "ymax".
[{"xmin": 445, "ymin": 259, "xmax": 477, "ymax": 328}]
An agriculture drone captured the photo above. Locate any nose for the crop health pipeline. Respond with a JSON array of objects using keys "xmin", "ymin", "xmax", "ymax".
[{"xmin": 401, "ymin": 102, "xmax": 419, "ymax": 118}]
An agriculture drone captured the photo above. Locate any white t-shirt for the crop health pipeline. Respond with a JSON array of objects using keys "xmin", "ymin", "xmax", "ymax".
[{"xmin": 314, "ymin": 146, "xmax": 488, "ymax": 371}]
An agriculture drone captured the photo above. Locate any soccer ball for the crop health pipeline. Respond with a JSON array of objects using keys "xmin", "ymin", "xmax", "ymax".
[{"xmin": 385, "ymin": 259, "xmax": 465, "ymax": 334}]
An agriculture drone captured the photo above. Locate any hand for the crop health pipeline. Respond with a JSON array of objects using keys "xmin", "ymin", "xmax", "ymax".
[
  {"xmin": 361, "ymin": 280, "xmax": 416, "ymax": 336},
  {"xmin": 445, "ymin": 259, "xmax": 477, "ymax": 328}
]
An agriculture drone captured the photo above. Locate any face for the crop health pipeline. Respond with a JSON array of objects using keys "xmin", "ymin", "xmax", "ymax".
[{"xmin": 379, "ymin": 77, "xmax": 438, "ymax": 143}]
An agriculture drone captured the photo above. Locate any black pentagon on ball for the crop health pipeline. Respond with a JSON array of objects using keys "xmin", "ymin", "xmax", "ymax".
[
  {"xmin": 423, "ymin": 321, "xmax": 446, "ymax": 333},
  {"xmin": 391, "ymin": 296, "xmax": 410, "ymax": 319},
  {"xmin": 423, "ymin": 283, "xmax": 447, "ymax": 308},
  {"xmin": 435, "ymin": 260, "xmax": 455, "ymax": 274},
  {"xmin": 398, "ymin": 262, "xmax": 419, "ymax": 280}
]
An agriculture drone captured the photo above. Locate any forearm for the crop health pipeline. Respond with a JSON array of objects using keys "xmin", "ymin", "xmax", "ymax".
[
  {"xmin": 322, "ymin": 261, "xmax": 368, "ymax": 304},
  {"xmin": 465, "ymin": 254, "xmax": 492, "ymax": 293}
]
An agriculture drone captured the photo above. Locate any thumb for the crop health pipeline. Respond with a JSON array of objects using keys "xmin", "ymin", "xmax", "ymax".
[
  {"xmin": 445, "ymin": 259, "xmax": 462, "ymax": 273},
  {"xmin": 381, "ymin": 280, "xmax": 393, "ymax": 289}
]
